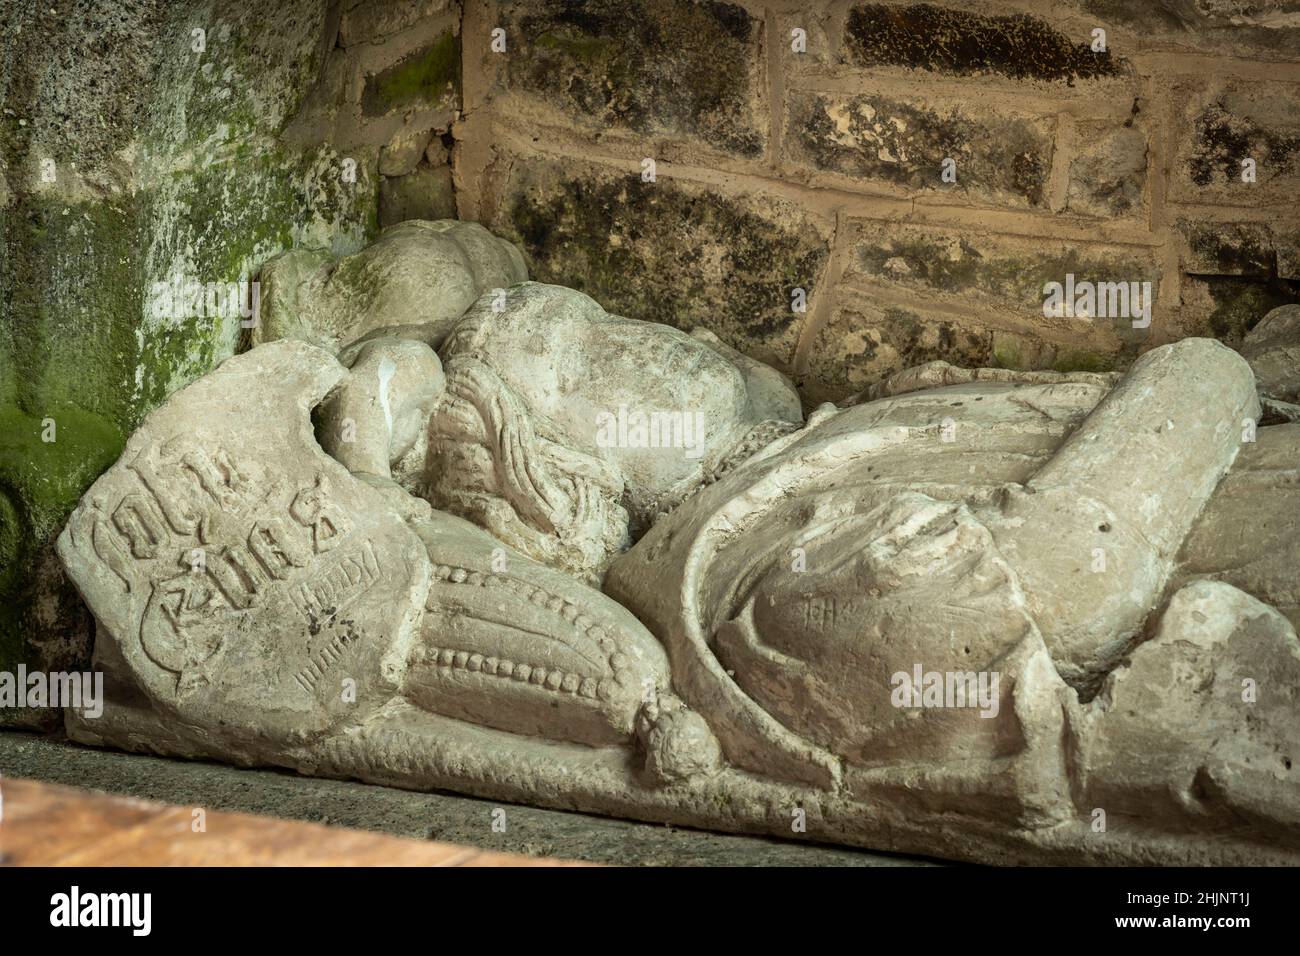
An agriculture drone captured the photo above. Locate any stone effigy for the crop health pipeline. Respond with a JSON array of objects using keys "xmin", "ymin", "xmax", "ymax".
[{"xmin": 57, "ymin": 222, "xmax": 1300, "ymax": 865}]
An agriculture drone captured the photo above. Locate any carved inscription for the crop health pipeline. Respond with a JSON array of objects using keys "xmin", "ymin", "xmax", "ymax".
[
  {"xmin": 802, "ymin": 595, "xmax": 855, "ymax": 631},
  {"xmin": 289, "ymin": 539, "xmax": 381, "ymax": 625},
  {"xmin": 86, "ymin": 438, "xmax": 367, "ymax": 678},
  {"xmin": 293, "ymin": 627, "xmax": 363, "ymax": 694}
]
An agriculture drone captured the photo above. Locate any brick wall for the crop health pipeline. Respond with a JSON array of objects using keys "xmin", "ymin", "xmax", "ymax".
[{"xmin": 449, "ymin": 0, "xmax": 1300, "ymax": 403}]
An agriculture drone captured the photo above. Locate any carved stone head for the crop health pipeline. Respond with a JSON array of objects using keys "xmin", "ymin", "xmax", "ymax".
[{"xmin": 424, "ymin": 282, "xmax": 801, "ymax": 581}]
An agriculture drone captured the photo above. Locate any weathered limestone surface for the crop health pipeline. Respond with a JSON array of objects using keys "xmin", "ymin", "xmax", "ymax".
[
  {"xmin": 1169, "ymin": 78, "xmax": 1300, "ymax": 207},
  {"xmin": 1065, "ymin": 123, "xmax": 1147, "ymax": 218},
  {"xmin": 56, "ymin": 255, "xmax": 1300, "ymax": 864},
  {"xmin": 1079, "ymin": 581, "xmax": 1300, "ymax": 832},
  {"xmin": 254, "ymin": 220, "xmax": 527, "ymax": 352},
  {"xmin": 59, "ymin": 340, "xmax": 679, "ymax": 761},
  {"xmin": 341, "ymin": 0, "xmax": 456, "ymax": 50},
  {"xmin": 844, "ymin": 223, "xmax": 1160, "ymax": 342},
  {"xmin": 1081, "ymin": 0, "xmax": 1300, "ymax": 60},
  {"xmin": 318, "ymin": 337, "xmax": 447, "ymax": 480},
  {"xmin": 1174, "ymin": 422, "xmax": 1300, "ymax": 633},
  {"xmin": 1242, "ymin": 304, "xmax": 1300, "ymax": 403},
  {"xmin": 785, "ymin": 91, "xmax": 1055, "ymax": 208},
  {"xmin": 987, "ymin": 339, "xmax": 1259, "ymax": 691},
  {"xmin": 801, "ymin": 221, "xmax": 1161, "ymax": 402},
  {"xmin": 490, "ymin": 0, "xmax": 767, "ymax": 157}
]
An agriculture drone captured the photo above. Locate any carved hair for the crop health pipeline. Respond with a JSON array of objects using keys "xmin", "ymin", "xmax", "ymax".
[
  {"xmin": 436, "ymin": 356, "xmax": 574, "ymax": 536},
  {"xmin": 428, "ymin": 355, "xmax": 630, "ymax": 581}
]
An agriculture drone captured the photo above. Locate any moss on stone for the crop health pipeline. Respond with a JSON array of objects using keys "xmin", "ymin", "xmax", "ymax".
[
  {"xmin": 0, "ymin": 404, "xmax": 124, "ymax": 674},
  {"xmin": 0, "ymin": 484, "xmax": 24, "ymax": 598},
  {"xmin": 844, "ymin": 3, "xmax": 1120, "ymax": 83},
  {"xmin": 0, "ymin": 0, "xmax": 379, "ymax": 694},
  {"xmin": 992, "ymin": 339, "xmax": 1024, "ymax": 369},
  {"xmin": 1188, "ymin": 102, "xmax": 1300, "ymax": 188},
  {"xmin": 364, "ymin": 30, "xmax": 460, "ymax": 115},
  {"xmin": 1206, "ymin": 278, "xmax": 1299, "ymax": 344},
  {"xmin": 535, "ymin": 31, "xmax": 616, "ymax": 63},
  {"xmin": 793, "ymin": 91, "xmax": 1051, "ymax": 205},
  {"xmin": 504, "ymin": 164, "xmax": 827, "ymax": 361},
  {"xmin": 1051, "ymin": 350, "xmax": 1114, "ymax": 373},
  {"xmin": 508, "ymin": 0, "xmax": 764, "ymax": 156},
  {"xmin": 4, "ymin": 197, "xmax": 144, "ymax": 430},
  {"xmin": 0, "ymin": 405, "xmax": 123, "ymax": 533},
  {"xmin": 856, "ymin": 233, "xmax": 1157, "ymax": 323},
  {"xmin": 135, "ymin": 143, "xmax": 378, "ymax": 410},
  {"xmin": 1181, "ymin": 221, "xmax": 1275, "ymax": 276}
]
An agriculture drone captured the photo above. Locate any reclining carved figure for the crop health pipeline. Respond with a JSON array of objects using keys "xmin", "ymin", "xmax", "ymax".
[{"xmin": 56, "ymin": 223, "xmax": 1300, "ymax": 865}]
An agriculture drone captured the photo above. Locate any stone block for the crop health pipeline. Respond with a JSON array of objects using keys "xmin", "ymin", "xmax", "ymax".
[
  {"xmin": 339, "ymin": 0, "xmax": 455, "ymax": 48},
  {"xmin": 1065, "ymin": 122, "xmax": 1147, "ymax": 218},
  {"xmin": 361, "ymin": 28, "xmax": 461, "ymax": 118},
  {"xmin": 1169, "ymin": 78, "xmax": 1300, "ymax": 206},
  {"xmin": 1080, "ymin": 0, "xmax": 1300, "ymax": 60},
  {"xmin": 379, "ymin": 165, "xmax": 458, "ymax": 227},
  {"xmin": 490, "ymin": 0, "xmax": 767, "ymax": 157},
  {"xmin": 844, "ymin": 220, "xmax": 1162, "ymax": 341},
  {"xmin": 842, "ymin": 2, "xmax": 1120, "ymax": 82},
  {"xmin": 800, "ymin": 289, "xmax": 1121, "ymax": 402},
  {"xmin": 1177, "ymin": 219, "xmax": 1284, "ymax": 277},
  {"xmin": 485, "ymin": 152, "xmax": 831, "ymax": 368},
  {"xmin": 802, "ymin": 296, "xmax": 996, "ymax": 400},
  {"xmin": 380, "ymin": 126, "xmax": 435, "ymax": 176},
  {"xmin": 785, "ymin": 89, "xmax": 1055, "ymax": 207}
]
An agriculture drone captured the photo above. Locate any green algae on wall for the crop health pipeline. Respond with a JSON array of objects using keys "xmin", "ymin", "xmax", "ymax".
[
  {"xmin": 5, "ymin": 197, "xmax": 145, "ymax": 429},
  {"xmin": 0, "ymin": 407, "xmax": 125, "ymax": 680},
  {"xmin": 134, "ymin": 143, "xmax": 378, "ymax": 412},
  {"xmin": 1051, "ymin": 350, "xmax": 1115, "ymax": 373},
  {"xmin": 363, "ymin": 29, "xmax": 461, "ymax": 115},
  {"xmin": 0, "ymin": 0, "xmax": 380, "ymax": 717}
]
